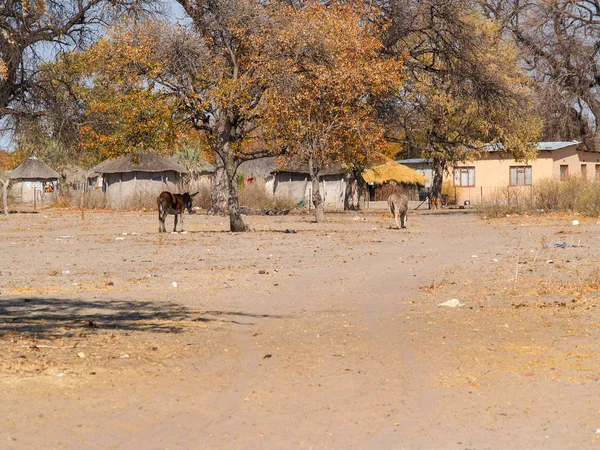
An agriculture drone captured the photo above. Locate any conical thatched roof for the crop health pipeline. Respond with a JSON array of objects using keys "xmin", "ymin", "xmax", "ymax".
[
  {"xmin": 10, "ymin": 157, "xmax": 60, "ymax": 179},
  {"xmin": 169, "ymin": 155, "xmax": 215, "ymax": 174},
  {"xmin": 92, "ymin": 153, "xmax": 188, "ymax": 174},
  {"xmin": 362, "ymin": 161, "xmax": 427, "ymax": 186},
  {"xmin": 238, "ymin": 157, "xmax": 279, "ymax": 178},
  {"xmin": 271, "ymin": 160, "xmax": 346, "ymax": 176}
]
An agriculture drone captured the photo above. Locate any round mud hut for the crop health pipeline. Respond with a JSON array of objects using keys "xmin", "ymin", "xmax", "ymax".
[
  {"xmin": 91, "ymin": 153, "xmax": 188, "ymax": 208},
  {"xmin": 9, "ymin": 156, "xmax": 60, "ymax": 204}
]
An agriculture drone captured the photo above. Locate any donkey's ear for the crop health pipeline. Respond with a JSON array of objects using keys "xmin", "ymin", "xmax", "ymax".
[{"xmin": 190, "ymin": 191, "xmax": 199, "ymax": 197}]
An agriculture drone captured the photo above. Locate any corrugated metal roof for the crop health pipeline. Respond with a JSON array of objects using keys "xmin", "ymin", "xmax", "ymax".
[
  {"xmin": 537, "ymin": 141, "xmax": 582, "ymax": 151},
  {"xmin": 396, "ymin": 158, "xmax": 432, "ymax": 164}
]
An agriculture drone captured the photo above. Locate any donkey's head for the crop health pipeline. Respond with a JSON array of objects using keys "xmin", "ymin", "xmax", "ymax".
[{"xmin": 182, "ymin": 192, "xmax": 198, "ymax": 214}]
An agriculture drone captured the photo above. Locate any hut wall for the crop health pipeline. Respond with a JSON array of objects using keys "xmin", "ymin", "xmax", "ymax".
[
  {"xmin": 273, "ymin": 172, "xmax": 347, "ymax": 208},
  {"xmin": 373, "ymin": 183, "xmax": 419, "ymax": 201},
  {"xmin": 321, "ymin": 175, "xmax": 346, "ymax": 208},
  {"xmin": 10, "ymin": 178, "xmax": 58, "ymax": 203},
  {"xmin": 273, "ymin": 173, "xmax": 310, "ymax": 204},
  {"xmin": 104, "ymin": 171, "xmax": 182, "ymax": 207}
]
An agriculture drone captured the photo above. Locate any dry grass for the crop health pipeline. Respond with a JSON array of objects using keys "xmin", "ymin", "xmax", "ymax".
[
  {"xmin": 239, "ymin": 180, "xmax": 297, "ymax": 210},
  {"xmin": 477, "ymin": 177, "xmax": 600, "ymax": 217}
]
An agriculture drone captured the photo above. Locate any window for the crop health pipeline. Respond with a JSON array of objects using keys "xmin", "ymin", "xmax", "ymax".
[
  {"xmin": 454, "ymin": 167, "xmax": 475, "ymax": 187},
  {"xmin": 509, "ymin": 166, "xmax": 532, "ymax": 186},
  {"xmin": 582, "ymin": 164, "xmax": 588, "ymax": 179},
  {"xmin": 560, "ymin": 165, "xmax": 569, "ymax": 181}
]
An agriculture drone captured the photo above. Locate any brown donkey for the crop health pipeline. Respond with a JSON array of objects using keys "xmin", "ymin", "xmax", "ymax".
[{"xmin": 157, "ymin": 191, "xmax": 198, "ymax": 233}]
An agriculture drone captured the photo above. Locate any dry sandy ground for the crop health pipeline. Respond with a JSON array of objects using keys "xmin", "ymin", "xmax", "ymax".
[{"xmin": 2, "ymin": 207, "xmax": 600, "ymax": 449}]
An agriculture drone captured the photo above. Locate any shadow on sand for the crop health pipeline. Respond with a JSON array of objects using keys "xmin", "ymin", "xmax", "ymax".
[
  {"xmin": 0, "ymin": 296, "xmax": 193, "ymax": 338},
  {"xmin": 0, "ymin": 296, "xmax": 289, "ymax": 338}
]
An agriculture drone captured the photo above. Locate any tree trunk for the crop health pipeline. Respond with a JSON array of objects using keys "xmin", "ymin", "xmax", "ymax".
[
  {"xmin": 344, "ymin": 171, "xmax": 359, "ymax": 211},
  {"xmin": 431, "ymin": 156, "xmax": 446, "ymax": 210},
  {"xmin": 1, "ymin": 178, "xmax": 9, "ymax": 215},
  {"xmin": 208, "ymin": 153, "xmax": 228, "ymax": 215},
  {"xmin": 309, "ymin": 157, "xmax": 325, "ymax": 222},
  {"xmin": 226, "ymin": 160, "xmax": 247, "ymax": 232}
]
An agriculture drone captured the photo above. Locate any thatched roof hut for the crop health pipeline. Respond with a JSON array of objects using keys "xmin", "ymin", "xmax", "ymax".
[
  {"xmin": 363, "ymin": 161, "xmax": 427, "ymax": 185},
  {"xmin": 9, "ymin": 157, "xmax": 60, "ymax": 203},
  {"xmin": 91, "ymin": 153, "xmax": 188, "ymax": 208},
  {"xmin": 10, "ymin": 157, "xmax": 59, "ymax": 180},
  {"xmin": 363, "ymin": 161, "xmax": 428, "ymax": 202}
]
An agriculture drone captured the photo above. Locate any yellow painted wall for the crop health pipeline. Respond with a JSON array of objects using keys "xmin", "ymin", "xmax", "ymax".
[{"xmin": 452, "ymin": 144, "xmax": 600, "ymax": 204}]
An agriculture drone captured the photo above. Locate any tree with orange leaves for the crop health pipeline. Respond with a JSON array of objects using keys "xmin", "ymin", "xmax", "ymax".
[{"xmin": 259, "ymin": 1, "xmax": 404, "ymax": 222}]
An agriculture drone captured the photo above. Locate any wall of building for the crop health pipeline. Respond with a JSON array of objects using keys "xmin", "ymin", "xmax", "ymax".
[
  {"xmin": 452, "ymin": 145, "xmax": 600, "ymax": 204},
  {"xmin": 11, "ymin": 178, "xmax": 58, "ymax": 204},
  {"xmin": 103, "ymin": 171, "xmax": 182, "ymax": 208},
  {"xmin": 272, "ymin": 172, "xmax": 347, "ymax": 208}
]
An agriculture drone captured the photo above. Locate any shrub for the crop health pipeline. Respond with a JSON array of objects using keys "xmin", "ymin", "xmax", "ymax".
[
  {"xmin": 239, "ymin": 180, "xmax": 297, "ymax": 210},
  {"xmin": 477, "ymin": 176, "xmax": 600, "ymax": 217}
]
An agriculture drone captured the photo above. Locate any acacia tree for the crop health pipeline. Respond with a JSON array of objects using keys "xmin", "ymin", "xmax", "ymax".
[
  {"xmin": 0, "ymin": 0, "xmax": 159, "ymax": 126},
  {"xmin": 381, "ymin": 0, "xmax": 541, "ymax": 205},
  {"xmin": 480, "ymin": 0, "xmax": 600, "ymax": 150},
  {"xmin": 162, "ymin": 0, "xmax": 281, "ymax": 231},
  {"xmin": 260, "ymin": 2, "xmax": 404, "ymax": 222}
]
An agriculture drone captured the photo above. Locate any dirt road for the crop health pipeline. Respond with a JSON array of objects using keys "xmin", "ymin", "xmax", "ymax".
[{"xmin": 1, "ymin": 208, "xmax": 600, "ymax": 449}]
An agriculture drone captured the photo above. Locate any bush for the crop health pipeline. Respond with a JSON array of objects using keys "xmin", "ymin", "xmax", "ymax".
[
  {"xmin": 239, "ymin": 180, "xmax": 297, "ymax": 210},
  {"xmin": 477, "ymin": 176, "xmax": 600, "ymax": 217}
]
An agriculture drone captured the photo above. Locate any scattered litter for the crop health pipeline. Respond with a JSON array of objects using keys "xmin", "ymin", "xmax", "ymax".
[
  {"xmin": 258, "ymin": 270, "xmax": 266, "ymax": 275},
  {"xmin": 545, "ymin": 242, "xmax": 583, "ymax": 248},
  {"xmin": 131, "ymin": 232, "xmax": 139, "ymax": 236},
  {"xmin": 547, "ymin": 260, "xmax": 554, "ymax": 264},
  {"xmin": 57, "ymin": 235, "xmax": 73, "ymax": 239},
  {"xmin": 492, "ymin": 258, "xmax": 499, "ymax": 263},
  {"xmin": 596, "ymin": 428, "xmax": 600, "ymax": 434},
  {"xmin": 472, "ymin": 255, "xmax": 478, "ymax": 258},
  {"xmin": 121, "ymin": 354, "xmax": 130, "ymax": 359},
  {"xmin": 572, "ymin": 220, "xmax": 580, "ymax": 226},
  {"xmin": 284, "ymin": 229, "xmax": 297, "ymax": 233},
  {"xmin": 439, "ymin": 299, "xmax": 464, "ymax": 308},
  {"xmin": 77, "ymin": 352, "xmax": 86, "ymax": 358},
  {"xmin": 115, "ymin": 237, "xmax": 125, "ymax": 240},
  {"xmin": 122, "ymin": 232, "xmax": 128, "ymax": 236},
  {"xmin": 263, "ymin": 354, "xmax": 272, "ymax": 359},
  {"xmin": 181, "ymin": 231, "xmax": 188, "ymax": 234},
  {"xmin": 171, "ymin": 282, "xmax": 178, "ymax": 288},
  {"xmin": 56, "ymin": 372, "xmax": 65, "ymax": 377},
  {"xmin": 61, "ymin": 270, "xmax": 71, "ymax": 275}
]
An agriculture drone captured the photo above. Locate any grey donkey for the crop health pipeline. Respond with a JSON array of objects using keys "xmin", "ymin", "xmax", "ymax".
[{"xmin": 388, "ymin": 193, "xmax": 409, "ymax": 229}]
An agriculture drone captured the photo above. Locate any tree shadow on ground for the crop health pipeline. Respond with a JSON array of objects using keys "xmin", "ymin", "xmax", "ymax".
[
  {"xmin": 193, "ymin": 310, "xmax": 289, "ymax": 326},
  {"xmin": 0, "ymin": 296, "xmax": 193, "ymax": 338}
]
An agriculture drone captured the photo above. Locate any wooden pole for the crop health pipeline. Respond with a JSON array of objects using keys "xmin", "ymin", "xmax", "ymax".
[
  {"xmin": 80, "ymin": 186, "xmax": 85, "ymax": 220},
  {"xmin": 1, "ymin": 178, "xmax": 9, "ymax": 215},
  {"xmin": 33, "ymin": 188, "xmax": 37, "ymax": 211}
]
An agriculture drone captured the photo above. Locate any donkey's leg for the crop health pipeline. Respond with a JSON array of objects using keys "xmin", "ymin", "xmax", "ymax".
[
  {"xmin": 400, "ymin": 211, "xmax": 407, "ymax": 228},
  {"xmin": 394, "ymin": 207, "xmax": 401, "ymax": 229},
  {"xmin": 173, "ymin": 213, "xmax": 179, "ymax": 232},
  {"xmin": 180, "ymin": 211, "xmax": 184, "ymax": 232}
]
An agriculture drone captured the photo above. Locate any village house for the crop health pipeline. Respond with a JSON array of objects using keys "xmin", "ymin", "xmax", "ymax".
[
  {"xmin": 91, "ymin": 153, "xmax": 188, "ymax": 207},
  {"xmin": 9, "ymin": 156, "xmax": 60, "ymax": 204},
  {"xmin": 452, "ymin": 141, "xmax": 598, "ymax": 204}
]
